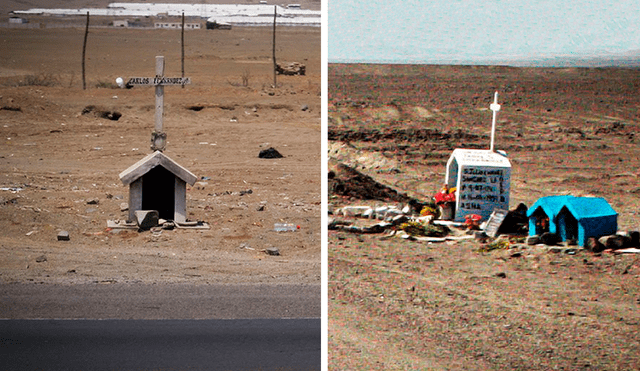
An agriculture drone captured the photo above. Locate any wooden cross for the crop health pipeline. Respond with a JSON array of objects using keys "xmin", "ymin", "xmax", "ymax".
[
  {"xmin": 127, "ymin": 56, "xmax": 191, "ymax": 152},
  {"xmin": 489, "ymin": 91, "xmax": 501, "ymax": 152}
]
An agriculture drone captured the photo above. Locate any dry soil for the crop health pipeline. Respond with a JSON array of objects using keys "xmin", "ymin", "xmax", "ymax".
[
  {"xmin": 328, "ymin": 63, "xmax": 640, "ymax": 370},
  {"xmin": 0, "ymin": 19, "xmax": 321, "ymax": 286}
]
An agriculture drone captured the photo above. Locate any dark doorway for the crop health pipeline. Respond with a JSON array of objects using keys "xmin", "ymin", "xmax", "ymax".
[
  {"xmin": 559, "ymin": 208, "xmax": 578, "ymax": 242},
  {"xmin": 142, "ymin": 166, "xmax": 175, "ymax": 220},
  {"xmin": 532, "ymin": 208, "xmax": 550, "ymax": 235}
]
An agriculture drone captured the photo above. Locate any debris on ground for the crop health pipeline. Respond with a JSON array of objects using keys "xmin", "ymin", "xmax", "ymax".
[
  {"xmin": 275, "ymin": 62, "xmax": 306, "ymax": 76},
  {"xmin": 57, "ymin": 231, "xmax": 70, "ymax": 241},
  {"xmin": 258, "ymin": 147, "xmax": 283, "ymax": 158},
  {"xmin": 265, "ymin": 247, "xmax": 280, "ymax": 256}
]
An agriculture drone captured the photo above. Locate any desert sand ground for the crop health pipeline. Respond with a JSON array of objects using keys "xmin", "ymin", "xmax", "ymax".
[
  {"xmin": 328, "ymin": 63, "xmax": 640, "ymax": 370},
  {"xmin": 0, "ymin": 15, "xmax": 320, "ymax": 286}
]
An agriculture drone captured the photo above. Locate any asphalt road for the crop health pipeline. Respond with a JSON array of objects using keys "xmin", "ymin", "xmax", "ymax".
[
  {"xmin": 1, "ymin": 283, "xmax": 321, "ymax": 370},
  {"xmin": 1, "ymin": 318, "xmax": 321, "ymax": 371}
]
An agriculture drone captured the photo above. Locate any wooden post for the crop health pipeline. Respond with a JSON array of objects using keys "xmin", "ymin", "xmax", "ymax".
[
  {"xmin": 181, "ymin": 12, "xmax": 185, "ymax": 89},
  {"xmin": 82, "ymin": 11, "xmax": 89, "ymax": 90},
  {"xmin": 126, "ymin": 58, "xmax": 190, "ymax": 152},
  {"xmin": 489, "ymin": 91, "xmax": 501, "ymax": 152},
  {"xmin": 155, "ymin": 56, "xmax": 165, "ymax": 134},
  {"xmin": 272, "ymin": 6, "xmax": 277, "ymax": 87}
]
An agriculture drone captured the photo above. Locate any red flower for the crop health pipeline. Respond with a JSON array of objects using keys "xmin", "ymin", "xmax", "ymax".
[{"xmin": 434, "ymin": 186, "xmax": 456, "ymax": 204}]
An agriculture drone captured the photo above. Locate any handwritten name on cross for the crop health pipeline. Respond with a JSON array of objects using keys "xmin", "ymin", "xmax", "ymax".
[
  {"xmin": 489, "ymin": 91, "xmax": 501, "ymax": 152},
  {"xmin": 127, "ymin": 56, "xmax": 191, "ymax": 152}
]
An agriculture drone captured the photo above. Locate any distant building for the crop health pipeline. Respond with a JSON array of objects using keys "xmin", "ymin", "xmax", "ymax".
[
  {"xmin": 154, "ymin": 22, "xmax": 201, "ymax": 29},
  {"xmin": 113, "ymin": 20, "xmax": 128, "ymax": 27},
  {"xmin": 205, "ymin": 19, "xmax": 232, "ymax": 30},
  {"xmin": 9, "ymin": 17, "xmax": 28, "ymax": 24}
]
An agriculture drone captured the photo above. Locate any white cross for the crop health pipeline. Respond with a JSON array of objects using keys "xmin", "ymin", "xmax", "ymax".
[
  {"xmin": 126, "ymin": 56, "xmax": 190, "ymax": 151},
  {"xmin": 489, "ymin": 91, "xmax": 501, "ymax": 152}
]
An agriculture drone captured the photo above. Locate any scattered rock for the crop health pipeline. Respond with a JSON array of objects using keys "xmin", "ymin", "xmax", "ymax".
[
  {"xmin": 86, "ymin": 198, "xmax": 99, "ymax": 205},
  {"xmin": 258, "ymin": 147, "xmax": 283, "ymax": 159},
  {"xmin": 586, "ymin": 237, "xmax": 605, "ymax": 253},
  {"xmin": 120, "ymin": 202, "xmax": 129, "ymax": 212},
  {"xmin": 35, "ymin": 255, "xmax": 47, "ymax": 263},
  {"xmin": 81, "ymin": 105, "xmax": 122, "ymax": 121},
  {"xmin": 339, "ymin": 206, "xmax": 373, "ymax": 217},
  {"xmin": 266, "ymin": 247, "xmax": 280, "ymax": 256},
  {"xmin": 57, "ymin": 230, "xmax": 70, "ymax": 241},
  {"xmin": 275, "ymin": 62, "xmax": 306, "ymax": 76},
  {"xmin": 474, "ymin": 231, "xmax": 488, "ymax": 242},
  {"xmin": 540, "ymin": 232, "xmax": 558, "ymax": 246},
  {"xmin": 497, "ymin": 203, "xmax": 529, "ymax": 235},
  {"xmin": 301, "ymin": 104, "xmax": 309, "ymax": 111},
  {"xmin": 239, "ymin": 243, "xmax": 254, "ymax": 250},
  {"xmin": 495, "ymin": 272, "xmax": 507, "ymax": 278},
  {"xmin": 135, "ymin": 210, "xmax": 159, "ymax": 230},
  {"xmin": 629, "ymin": 231, "xmax": 639, "ymax": 247},
  {"xmin": 364, "ymin": 223, "xmax": 389, "ymax": 234},
  {"xmin": 526, "ymin": 235, "xmax": 540, "ymax": 245},
  {"xmin": 599, "ymin": 234, "xmax": 628, "ymax": 250},
  {"xmin": 1, "ymin": 105, "xmax": 22, "ymax": 112},
  {"xmin": 256, "ymin": 204, "xmax": 265, "ymax": 211},
  {"xmin": 391, "ymin": 214, "xmax": 409, "ymax": 226}
]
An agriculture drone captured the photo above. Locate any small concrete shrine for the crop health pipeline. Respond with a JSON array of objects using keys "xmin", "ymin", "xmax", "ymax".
[
  {"xmin": 443, "ymin": 92, "xmax": 512, "ymax": 222},
  {"xmin": 119, "ymin": 151, "xmax": 197, "ymax": 223}
]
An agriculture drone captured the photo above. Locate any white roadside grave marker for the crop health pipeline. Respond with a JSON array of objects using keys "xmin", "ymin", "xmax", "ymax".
[
  {"xmin": 443, "ymin": 91, "xmax": 512, "ymax": 222},
  {"xmin": 126, "ymin": 56, "xmax": 191, "ymax": 151}
]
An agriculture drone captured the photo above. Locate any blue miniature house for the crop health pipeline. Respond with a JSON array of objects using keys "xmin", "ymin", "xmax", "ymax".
[{"xmin": 526, "ymin": 195, "xmax": 617, "ymax": 246}]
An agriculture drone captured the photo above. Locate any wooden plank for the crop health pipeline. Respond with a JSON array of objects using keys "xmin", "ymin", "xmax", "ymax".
[
  {"xmin": 484, "ymin": 209, "xmax": 508, "ymax": 238},
  {"xmin": 127, "ymin": 77, "xmax": 191, "ymax": 86}
]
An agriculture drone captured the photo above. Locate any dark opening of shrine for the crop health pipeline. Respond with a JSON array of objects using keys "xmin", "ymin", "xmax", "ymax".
[
  {"xmin": 142, "ymin": 166, "xmax": 175, "ymax": 220},
  {"xmin": 532, "ymin": 208, "xmax": 550, "ymax": 235}
]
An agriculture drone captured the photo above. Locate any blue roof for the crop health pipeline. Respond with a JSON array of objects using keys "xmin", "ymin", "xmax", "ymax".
[
  {"xmin": 526, "ymin": 195, "xmax": 570, "ymax": 218},
  {"xmin": 527, "ymin": 195, "xmax": 617, "ymax": 220}
]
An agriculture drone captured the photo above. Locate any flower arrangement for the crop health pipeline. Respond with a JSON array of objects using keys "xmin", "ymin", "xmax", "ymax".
[
  {"xmin": 434, "ymin": 185, "xmax": 456, "ymax": 205},
  {"xmin": 420, "ymin": 204, "xmax": 438, "ymax": 217},
  {"xmin": 464, "ymin": 214, "xmax": 482, "ymax": 230},
  {"xmin": 398, "ymin": 220, "xmax": 448, "ymax": 237}
]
